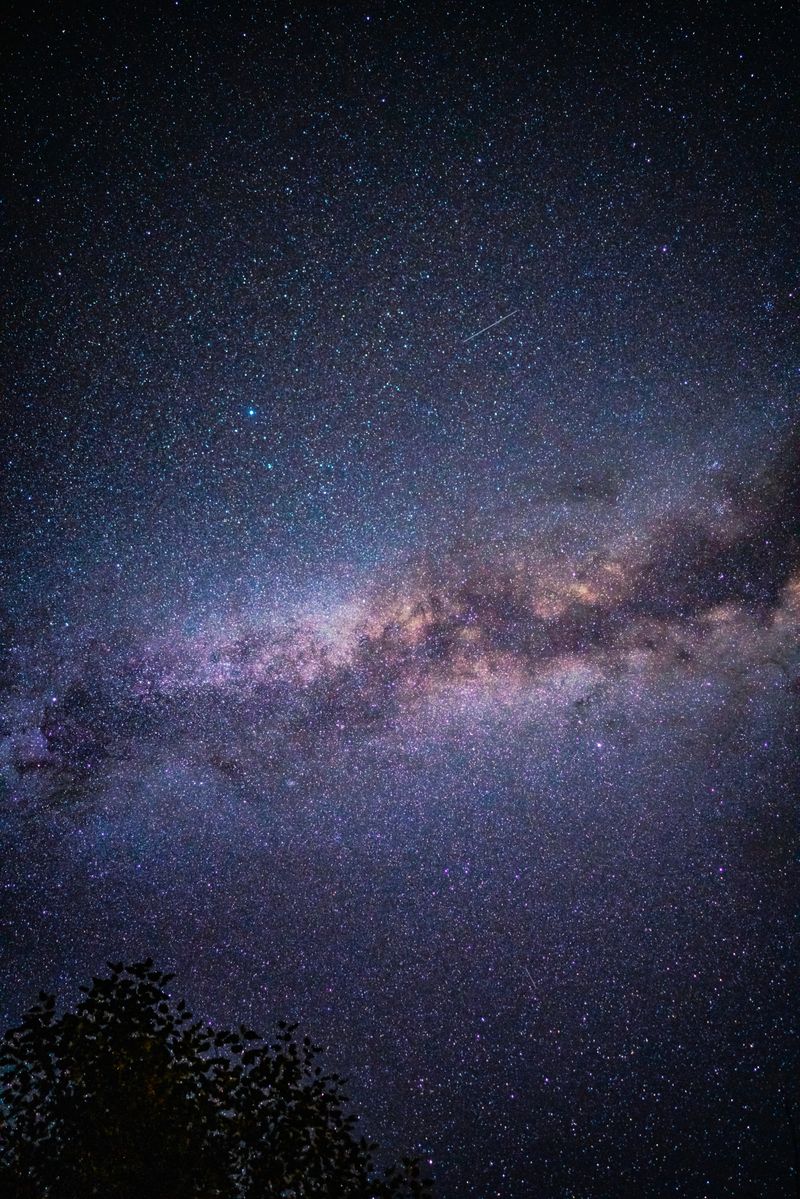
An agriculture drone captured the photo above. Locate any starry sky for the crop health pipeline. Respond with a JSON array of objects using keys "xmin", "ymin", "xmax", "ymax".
[{"xmin": 2, "ymin": 4, "xmax": 798, "ymax": 1196}]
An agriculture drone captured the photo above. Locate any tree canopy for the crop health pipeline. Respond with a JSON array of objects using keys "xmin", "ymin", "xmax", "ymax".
[{"xmin": 0, "ymin": 961, "xmax": 432, "ymax": 1199}]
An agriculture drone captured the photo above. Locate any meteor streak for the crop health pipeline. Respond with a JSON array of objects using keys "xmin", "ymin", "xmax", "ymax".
[{"xmin": 462, "ymin": 309, "xmax": 519, "ymax": 342}]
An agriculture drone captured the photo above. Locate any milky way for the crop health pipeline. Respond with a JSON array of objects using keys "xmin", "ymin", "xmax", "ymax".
[{"xmin": 2, "ymin": 6, "xmax": 798, "ymax": 1197}]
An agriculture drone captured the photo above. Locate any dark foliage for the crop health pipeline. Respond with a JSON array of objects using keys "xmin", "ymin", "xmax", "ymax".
[{"xmin": 0, "ymin": 961, "xmax": 432, "ymax": 1199}]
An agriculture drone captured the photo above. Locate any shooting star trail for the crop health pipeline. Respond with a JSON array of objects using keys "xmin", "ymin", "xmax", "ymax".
[{"xmin": 462, "ymin": 309, "xmax": 519, "ymax": 343}]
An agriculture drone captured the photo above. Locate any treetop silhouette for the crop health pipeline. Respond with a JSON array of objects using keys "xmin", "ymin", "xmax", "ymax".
[{"xmin": 0, "ymin": 960, "xmax": 432, "ymax": 1199}]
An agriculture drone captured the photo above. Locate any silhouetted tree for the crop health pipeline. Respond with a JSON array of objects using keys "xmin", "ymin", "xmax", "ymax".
[{"xmin": 0, "ymin": 961, "xmax": 432, "ymax": 1199}]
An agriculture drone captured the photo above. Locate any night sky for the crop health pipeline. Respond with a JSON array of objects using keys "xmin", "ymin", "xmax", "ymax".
[{"xmin": 2, "ymin": 4, "xmax": 798, "ymax": 1196}]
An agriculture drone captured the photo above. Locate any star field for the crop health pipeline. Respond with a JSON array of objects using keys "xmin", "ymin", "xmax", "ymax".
[{"xmin": 2, "ymin": 5, "xmax": 798, "ymax": 1196}]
